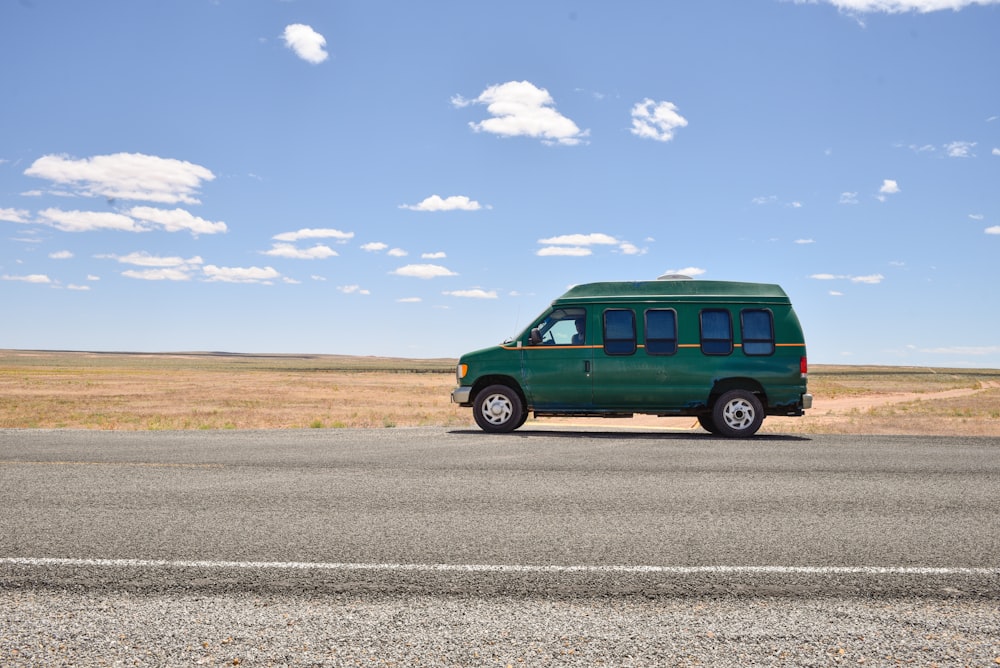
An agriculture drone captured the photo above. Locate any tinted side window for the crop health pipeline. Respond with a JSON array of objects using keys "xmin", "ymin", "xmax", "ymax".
[
  {"xmin": 700, "ymin": 309, "xmax": 733, "ymax": 355},
  {"xmin": 741, "ymin": 309, "xmax": 775, "ymax": 356},
  {"xmin": 645, "ymin": 309, "xmax": 677, "ymax": 355},
  {"xmin": 604, "ymin": 309, "xmax": 636, "ymax": 356}
]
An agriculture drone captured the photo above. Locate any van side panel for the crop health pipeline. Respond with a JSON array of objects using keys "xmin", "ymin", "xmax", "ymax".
[{"xmin": 585, "ymin": 299, "xmax": 806, "ymax": 415}]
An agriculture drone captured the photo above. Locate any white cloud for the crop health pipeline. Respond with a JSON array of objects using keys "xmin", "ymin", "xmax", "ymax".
[
  {"xmin": 38, "ymin": 208, "xmax": 146, "ymax": 232},
  {"xmin": 453, "ymin": 80, "xmax": 589, "ymax": 146},
  {"xmin": 443, "ymin": 289, "xmax": 498, "ymax": 299},
  {"xmin": 663, "ymin": 267, "xmax": 706, "ymax": 277},
  {"xmin": 387, "ymin": 248, "xmax": 408, "ymax": 257},
  {"xmin": 630, "ymin": 99, "xmax": 688, "ymax": 142},
  {"xmin": 0, "ymin": 207, "xmax": 30, "ymax": 223},
  {"xmin": 102, "ymin": 252, "xmax": 204, "ymax": 281},
  {"xmin": 397, "ymin": 297, "xmax": 422, "ymax": 303},
  {"xmin": 795, "ymin": 239, "xmax": 815, "ymax": 244},
  {"xmin": 805, "ymin": 0, "xmax": 1000, "ymax": 13},
  {"xmin": 879, "ymin": 179, "xmax": 900, "ymax": 194},
  {"xmin": 361, "ymin": 242, "xmax": 388, "ymax": 252},
  {"xmin": 391, "ymin": 264, "xmax": 458, "ymax": 279},
  {"xmin": 122, "ymin": 268, "xmax": 194, "ymax": 282},
  {"xmin": 538, "ymin": 233, "xmax": 619, "ymax": 246},
  {"xmin": 263, "ymin": 243, "xmax": 338, "ymax": 259},
  {"xmin": 400, "ymin": 195, "xmax": 484, "ymax": 212},
  {"xmin": 49, "ymin": 250, "xmax": 73, "ymax": 259},
  {"xmin": 35, "ymin": 206, "xmax": 225, "ymax": 236},
  {"xmin": 1, "ymin": 273, "xmax": 51, "ymax": 284},
  {"xmin": 24, "ymin": 152, "xmax": 214, "ymax": 204},
  {"xmin": 993, "ymin": 148, "xmax": 1000, "ymax": 156},
  {"xmin": 273, "ymin": 228, "xmax": 353, "ymax": 242},
  {"xmin": 986, "ymin": 225, "xmax": 1000, "ymax": 235},
  {"xmin": 944, "ymin": 141, "xmax": 976, "ymax": 158},
  {"xmin": 753, "ymin": 195, "xmax": 802, "ymax": 208},
  {"xmin": 877, "ymin": 179, "xmax": 900, "ymax": 201},
  {"xmin": 809, "ymin": 273, "xmax": 885, "ymax": 284},
  {"xmin": 67, "ymin": 284, "xmax": 90, "ymax": 291},
  {"xmin": 129, "ymin": 206, "xmax": 227, "ymax": 235},
  {"xmin": 338, "ymin": 285, "xmax": 371, "ymax": 295},
  {"xmin": 968, "ymin": 213, "xmax": 984, "ymax": 221},
  {"xmin": 422, "ymin": 251, "xmax": 446, "ymax": 259},
  {"xmin": 851, "ymin": 273, "xmax": 885, "ymax": 284},
  {"xmin": 203, "ymin": 265, "xmax": 281, "ymax": 284},
  {"xmin": 537, "ymin": 246, "xmax": 592, "ymax": 257},
  {"xmin": 537, "ymin": 232, "xmax": 643, "ymax": 256},
  {"xmin": 839, "ymin": 192, "xmax": 859, "ymax": 205},
  {"xmin": 101, "ymin": 251, "xmax": 204, "ymax": 268},
  {"xmin": 900, "ymin": 143, "xmax": 936, "ymax": 153},
  {"xmin": 282, "ymin": 24, "xmax": 328, "ymax": 64}
]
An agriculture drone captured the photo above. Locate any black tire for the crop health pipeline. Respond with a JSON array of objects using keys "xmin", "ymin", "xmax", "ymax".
[
  {"xmin": 711, "ymin": 389, "xmax": 764, "ymax": 438},
  {"xmin": 473, "ymin": 384, "xmax": 525, "ymax": 433},
  {"xmin": 697, "ymin": 414, "xmax": 720, "ymax": 434}
]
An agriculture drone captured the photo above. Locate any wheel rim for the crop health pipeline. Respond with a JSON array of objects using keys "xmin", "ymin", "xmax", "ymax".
[
  {"xmin": 480, "ymin": 393, "xmax": 513, "ymax": 425},
  {"xmin": 721, "ymin": 397, "xmax": 755, "ymax": 430}
]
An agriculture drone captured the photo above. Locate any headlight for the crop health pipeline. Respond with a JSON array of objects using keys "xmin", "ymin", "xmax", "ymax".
[{"xmin": 456, "ymin": 363, "xmax": 468, "ymax": 381}]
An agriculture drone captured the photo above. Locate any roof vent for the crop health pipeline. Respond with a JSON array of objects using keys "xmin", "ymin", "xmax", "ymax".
[{"xmin": 657, "ymin": 273, "xmax": 694, "ymax": 281}]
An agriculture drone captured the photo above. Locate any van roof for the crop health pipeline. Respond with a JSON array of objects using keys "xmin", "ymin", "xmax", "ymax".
[{"xmin": 554, "ymin": 280, "xmax": 791, "ymax": 304}]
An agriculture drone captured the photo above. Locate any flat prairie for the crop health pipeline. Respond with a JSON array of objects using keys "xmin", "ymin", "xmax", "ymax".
[{"xmin": 1, "ymin": 350, "xmax": 998, "ymax": 435}]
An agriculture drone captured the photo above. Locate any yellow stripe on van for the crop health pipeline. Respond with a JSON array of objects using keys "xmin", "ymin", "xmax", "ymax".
[{"xmin": 502, "ymin": 342, "xmax": 804, "ymax": 351}]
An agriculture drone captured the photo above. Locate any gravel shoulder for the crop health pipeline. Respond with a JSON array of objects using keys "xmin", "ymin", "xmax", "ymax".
[{"xmin": 4, "ymin": 591, "xmax": 999, "ymax": 667}]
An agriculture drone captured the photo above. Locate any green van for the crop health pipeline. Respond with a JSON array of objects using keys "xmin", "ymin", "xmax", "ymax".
[{"xmin": 451, "ymin": 278, "xmax": 812, "ymax": 437}]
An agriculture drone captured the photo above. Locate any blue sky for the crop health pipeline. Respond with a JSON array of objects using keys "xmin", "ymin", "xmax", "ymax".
[{"xmin": 2, "ymin": 0, "xmax": 999, "ymax": 367}]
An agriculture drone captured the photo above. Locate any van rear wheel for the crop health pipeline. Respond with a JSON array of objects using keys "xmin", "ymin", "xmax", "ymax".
[
  {"xmin": 473, "ymin": 384, "xmax": 524, "ymax": 433},
  {"xmin": 712, "ymin": 389, "xmax": 764, "ymax": 438}
]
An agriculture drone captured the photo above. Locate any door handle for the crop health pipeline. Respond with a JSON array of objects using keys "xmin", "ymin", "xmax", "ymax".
[{"xmin": 584, "ymin": 361, "xmax": 591, "ymax": 373}]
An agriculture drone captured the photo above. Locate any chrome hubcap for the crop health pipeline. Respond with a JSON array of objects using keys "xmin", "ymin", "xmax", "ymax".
[
  {"xmin": 481, "ymin": 394, "xmax": 513, "ymax": 425},
  {"xmin": 722, "ymin": 398, "xmax": 755, "ymax": 429}
]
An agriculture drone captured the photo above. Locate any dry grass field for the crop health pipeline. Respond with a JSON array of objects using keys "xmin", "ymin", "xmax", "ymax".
[{"xmin": 1, "ymin": 350, "xmax": 998, "ymax": 436}]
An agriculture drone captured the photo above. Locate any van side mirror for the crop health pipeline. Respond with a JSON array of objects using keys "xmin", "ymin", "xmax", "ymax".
[{"xmin": 529, "ymin": 328, "xmax": 542, "ymax": 345}]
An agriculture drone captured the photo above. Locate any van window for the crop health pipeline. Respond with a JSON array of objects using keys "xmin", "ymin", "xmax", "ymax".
[
  {"xmin": 700, "ymin": 309, "xmax": 733, "ymax": 355},
  {"xmin": 603, "ymin": 309, "xmax": 636, "ymax": 355},
  {"xmin": 531, "ymin": 307, "xmax": 587, "ymax": 346},
  {"xmin": 741, "ymin": 309, "xmax": 775, "ymax": 356},
  {"xmin": 644, "ymin": 309, "xmax": 677, "ymax": 355}
]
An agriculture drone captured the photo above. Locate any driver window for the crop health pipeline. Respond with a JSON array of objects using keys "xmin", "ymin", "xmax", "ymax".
[{"xmin": 530, "ymin": 308, "xmax": 587, "ymax": 346}]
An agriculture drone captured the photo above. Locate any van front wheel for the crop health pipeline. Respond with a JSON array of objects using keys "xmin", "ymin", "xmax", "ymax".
[
  {"xmin": 473, "ymin": 385, "xmax": 524, "ymax": 433},
  {"xmin": 712, "ymin": 389, "xmax": 764, "ymax": 438}
]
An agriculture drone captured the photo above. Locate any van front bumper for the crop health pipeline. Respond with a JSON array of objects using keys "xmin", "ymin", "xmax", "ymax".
[{"xmin": 451, "ymin": 386, "xmax": 472, "ymax": 405}]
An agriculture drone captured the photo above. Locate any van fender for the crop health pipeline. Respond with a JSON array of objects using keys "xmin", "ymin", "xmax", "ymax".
[{"xmin": 707, "ymin": 378, "xmax": 766, "ymax": 411}]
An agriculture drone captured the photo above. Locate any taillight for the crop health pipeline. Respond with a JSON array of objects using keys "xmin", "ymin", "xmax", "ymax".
[{"xmin": 800, "ymin": 356, "xmax": 808, "ymax": 377}]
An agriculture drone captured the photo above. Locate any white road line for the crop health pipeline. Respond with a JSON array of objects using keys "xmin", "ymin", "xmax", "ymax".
[{"xmin": 1, "ymin": 558, "xmax": 997, "ymax": 576}]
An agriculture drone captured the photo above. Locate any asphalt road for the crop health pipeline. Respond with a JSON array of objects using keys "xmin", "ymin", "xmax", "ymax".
[{"xmin": 2, "ymin": 427, "xmax": 999, "ymax": 665}]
